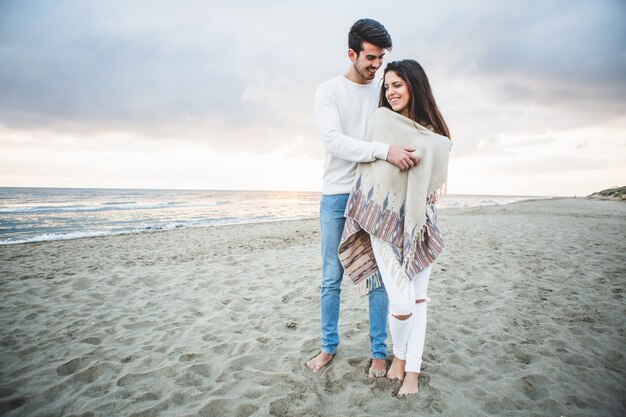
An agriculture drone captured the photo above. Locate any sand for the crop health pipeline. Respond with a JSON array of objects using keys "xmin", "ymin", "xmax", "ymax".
[{"xmin": 0, "ymin": 198, "xmax": 624, "ymax": 417}]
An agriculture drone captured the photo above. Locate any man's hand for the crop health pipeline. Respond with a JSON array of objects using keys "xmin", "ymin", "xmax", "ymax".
[{"xmin": 386, "ymin": 146, "xmax": 419, "ymax": 171}]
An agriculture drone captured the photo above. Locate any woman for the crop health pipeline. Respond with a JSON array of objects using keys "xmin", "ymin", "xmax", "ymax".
[{"xmin": 338, "ymin": 60, "xmax": 451, "ymax": 397}]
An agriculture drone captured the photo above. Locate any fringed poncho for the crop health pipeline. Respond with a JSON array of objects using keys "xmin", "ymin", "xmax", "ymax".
[{"xmin": 338, "ymin": 107, "xmax": 452, "ymax": 295}]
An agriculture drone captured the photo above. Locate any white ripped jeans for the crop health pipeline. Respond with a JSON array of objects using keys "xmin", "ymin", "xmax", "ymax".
[{"xmin": 370, "ymin": 234, "xmax": 431, "ymax": 373}]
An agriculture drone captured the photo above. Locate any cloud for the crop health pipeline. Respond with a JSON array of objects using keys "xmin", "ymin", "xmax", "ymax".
[
  {"xmin": 0, "ymin": 2, "xmax": 268, "ymax": 126},
  {"xmin": 0, "ymin": 0, "xmax": 624, "ymax": 169}
]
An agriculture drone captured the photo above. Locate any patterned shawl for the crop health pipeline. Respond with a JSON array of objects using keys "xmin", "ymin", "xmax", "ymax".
[{"xmin": 338, "ymin": 107, "xmax": 452, "ymax": 295}]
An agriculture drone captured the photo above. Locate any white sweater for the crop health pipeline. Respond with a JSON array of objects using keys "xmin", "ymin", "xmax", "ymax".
[{"xmin": 314, "ymin": 75, "xmax": 390, "ymax": 195}]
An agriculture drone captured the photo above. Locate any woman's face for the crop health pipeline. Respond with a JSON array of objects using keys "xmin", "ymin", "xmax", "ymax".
[{"xmin": 384, "ymin": 70, "xmax": 410, "ymax": 117}]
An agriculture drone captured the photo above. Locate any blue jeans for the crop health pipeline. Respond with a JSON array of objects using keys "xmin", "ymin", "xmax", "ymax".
[{"xmin": 319, "ymin": 194, "xmax": 388, "ymax": 359}]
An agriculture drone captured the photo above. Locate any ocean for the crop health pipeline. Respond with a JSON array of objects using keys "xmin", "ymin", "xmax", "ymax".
[{"xmin": 0, "ymin": 187, "xmax": 547, "ymax": 245}]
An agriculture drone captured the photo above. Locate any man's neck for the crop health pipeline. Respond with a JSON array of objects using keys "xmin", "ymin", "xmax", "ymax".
[{"xmin": 344, "ymin": 68, "xmax": 372, "ymax": 85}]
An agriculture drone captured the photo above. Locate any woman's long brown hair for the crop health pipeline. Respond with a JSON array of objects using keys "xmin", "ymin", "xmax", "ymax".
[{"xmin": 379, "ymin": 60, "xmax": 451, "ymax": 139}]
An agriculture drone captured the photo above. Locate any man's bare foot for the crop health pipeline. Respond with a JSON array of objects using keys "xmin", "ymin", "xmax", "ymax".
[
  {"xmin": 368, "ymin": 358, "xmax": 387, "ymax": 378},
  {"xmin": 397, "ymin": 371, "xmax": 419, "ymax": 397},
  {"xmin": 387, "ymin": 356, "xmax": 406, "ymax": 381},
  {"xmin": 305, "ymin": 352, "xmax": 334, "ymax": 373}
]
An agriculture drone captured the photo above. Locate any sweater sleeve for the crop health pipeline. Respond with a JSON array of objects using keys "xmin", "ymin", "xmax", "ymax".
[{"xmin": 314, "ymin": 83, "xmax": 390, "ymax": 163}]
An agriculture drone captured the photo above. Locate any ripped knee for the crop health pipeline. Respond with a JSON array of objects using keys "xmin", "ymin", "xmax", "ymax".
[
  {"xmin": 415, "ymin": 299, "xmax": 426, "ymax": 304},
  {"xmin": 391, "ymin": 312, "xmax": 412, "ymax": 321}
]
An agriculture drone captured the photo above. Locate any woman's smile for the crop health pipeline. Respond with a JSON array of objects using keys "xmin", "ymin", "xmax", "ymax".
[{"xmin": 384, "ymin": 70, "xmax": 410, "ymax": 117}]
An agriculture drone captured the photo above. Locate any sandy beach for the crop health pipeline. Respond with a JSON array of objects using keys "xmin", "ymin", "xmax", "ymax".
[{"xmin": 0, "ymin": 197, "xmax": 624, "ymax": 417}]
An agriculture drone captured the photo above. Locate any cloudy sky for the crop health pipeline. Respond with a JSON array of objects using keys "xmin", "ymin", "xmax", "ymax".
[{"xmin": 1, "ymin": 0, "xmax": 624, "ymax": 196}]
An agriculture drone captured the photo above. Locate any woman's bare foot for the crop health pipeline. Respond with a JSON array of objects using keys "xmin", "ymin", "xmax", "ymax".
[
  {"xmin": 387, "ymin": 356, "xmax": 406, "ymax": 381},
  {"xmin": 368, "ymin": 358, "xmax": 387, "ymax": 378},
  {"xmin": 397, "ymin": 371, "xmax": 419, "ymax": 397},
  {"xmin": 305, "ymin": 352, "xmax": 334, "ymax": 372}
]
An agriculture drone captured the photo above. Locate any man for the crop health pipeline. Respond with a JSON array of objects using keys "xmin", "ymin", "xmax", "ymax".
[{"xmin": 306, "ymin": 18, "xmax": 418, "ymax": 376}]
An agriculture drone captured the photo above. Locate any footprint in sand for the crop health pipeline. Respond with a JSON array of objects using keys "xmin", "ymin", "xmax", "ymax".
[
  {"xmin": 188, "ymin": 363, "xmax": 212, "ymax": 378},
  {"xmin": 123, "ymin": 320, "xmax": 158, "ymax": 330},
  {"xmin": 197, "ymin": 398, "xmax": 234, "ymax": 417},
  {"xmin": 175, "ymin": 371, "xmax": 204, "ymax": 388},
  {"xmin": 0, "ymin": 397, "xmax": 27, "ymax": 414},
  {"xmin": 121, "ymin": 355, "xmax": 137, "ymax": 364},
  {"xmin": 81, "ymin": 337, "xmax": 101, "ymax": 345},
  {"xmin": 135, "ymin": 392, "xmax": 159, "ymax": 402},
  {"xmin": 0, "ymin": 388, "xmax": 16, "ymax": 399},
  {"xmin": 178, "ymin": 353, "xmax": 201, "ymax": 362},
  {"xmin": 447, "ymin": 353, "xmax": 462, "ymax": 364},
  {"xmin": 518, "ymin": 374, "xmax": 549, "ymax": 400},
  {"xmin": 235, "ymin": 404, "xmax": 259, "ymax": 417},
  {"xmin": 605, "ymin": 349, "xmax": 623, "ymax": 363},
  {"xmin": 56, "ymin": 357, "xmax": 89, "ymax": 376},
  {"xmin": 559, "ymin": 353, "xmax": 590, "ymax": 367},
  {"xmin": 72, "ymin": 364, "xmax": 108, "ymax": 384}
]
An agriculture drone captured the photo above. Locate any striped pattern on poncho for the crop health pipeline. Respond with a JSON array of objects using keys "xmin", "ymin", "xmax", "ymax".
[
  {"xmin": 337, "ymin": 107, "xmax": 451, "ymax": 295},
  {"xmin": 339, "ymin": 177, "xmax": 445, "ymax": 295}
]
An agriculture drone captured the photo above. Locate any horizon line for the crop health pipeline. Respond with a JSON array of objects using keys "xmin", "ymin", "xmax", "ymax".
[{"xmin": 0, "ymin": 185, "xmax": 572, "ymax": 198}]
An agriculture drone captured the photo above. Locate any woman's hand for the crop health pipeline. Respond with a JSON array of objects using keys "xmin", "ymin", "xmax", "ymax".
[{"xmin": 386, "ymin": 146, "xmax": 419, "ymax": 171}]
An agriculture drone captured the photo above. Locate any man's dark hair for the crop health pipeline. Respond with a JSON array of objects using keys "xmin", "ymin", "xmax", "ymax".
[{"xmin": 348, "ymin": 18, "xmax": 392, "ymax": 55}]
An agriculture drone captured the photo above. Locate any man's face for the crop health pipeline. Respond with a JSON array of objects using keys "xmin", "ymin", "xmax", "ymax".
[{"xmin": 349, "ymin": 41, "xmax": 386, "ymax": 82}]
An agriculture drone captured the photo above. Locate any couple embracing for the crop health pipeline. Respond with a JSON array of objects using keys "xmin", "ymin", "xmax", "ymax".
[{"xmin": 305, "ymin": 18, "xmax": 451, "ymax": 397}]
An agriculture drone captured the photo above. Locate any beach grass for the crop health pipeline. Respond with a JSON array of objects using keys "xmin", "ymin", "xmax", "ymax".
[{"xmin": 588, "ymin": 185, "xmax": 626, "ymax": 201}]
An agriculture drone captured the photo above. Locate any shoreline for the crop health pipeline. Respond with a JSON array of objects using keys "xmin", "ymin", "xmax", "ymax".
[
  {"xmin": 0, "ymin": 196, "xmax": 561, "ymax": 247},
  {"xmin": 0, "ymin": 215, "xmax": 322, "ymax": 247},
  {"xmin": 1, "ymin": 197, "xmax": 624, "ymax": 416}
]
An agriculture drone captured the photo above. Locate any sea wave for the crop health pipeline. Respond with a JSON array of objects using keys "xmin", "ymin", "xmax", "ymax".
[
  {"xmin": 0, "ymin": 201, "xmax": 231, "ymax": 214},
  {"xmin": 0, "ymin": 214, "xmax": 293, "ymax": 245},
  {"xmin": 0, "ymin": 188, "xmax": 551, "ymax": 245}
]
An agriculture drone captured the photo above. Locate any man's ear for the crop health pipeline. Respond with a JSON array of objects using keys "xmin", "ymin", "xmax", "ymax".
[{"xmin": 347, "ymin": 48, "xmax": 358, "ymax": 62}]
